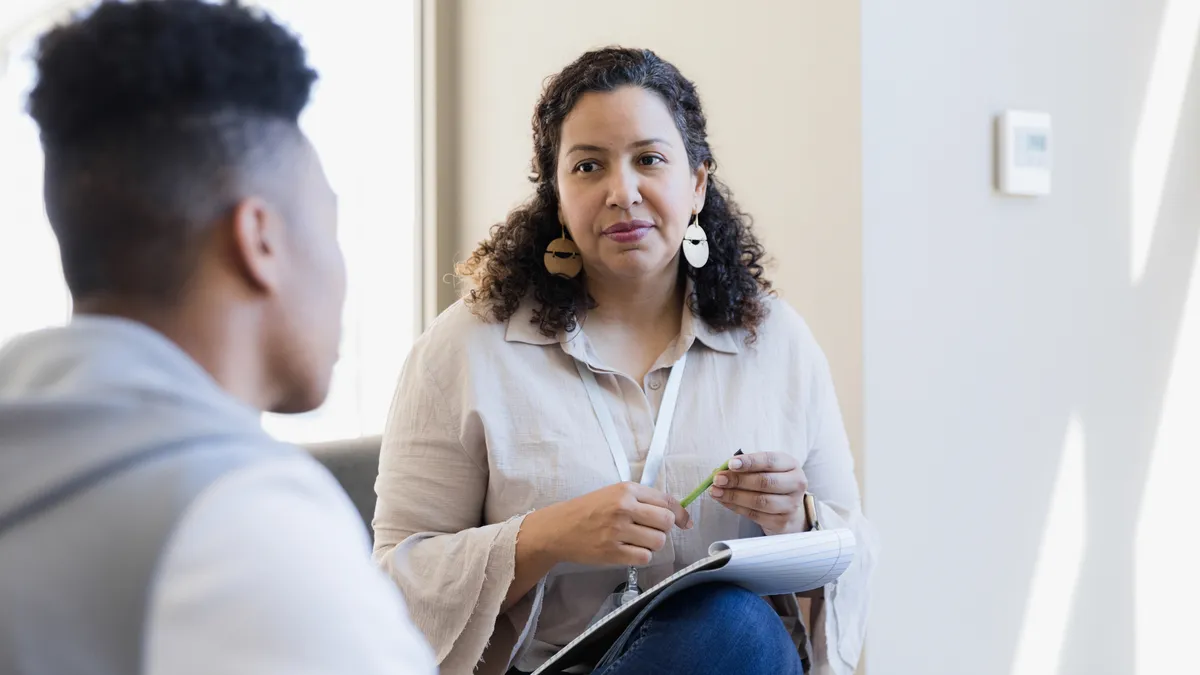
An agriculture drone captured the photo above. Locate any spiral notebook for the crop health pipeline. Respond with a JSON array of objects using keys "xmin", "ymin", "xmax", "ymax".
[{"xmin": 530, "ymin": 528, "xmax": 857, "ymax": 675}]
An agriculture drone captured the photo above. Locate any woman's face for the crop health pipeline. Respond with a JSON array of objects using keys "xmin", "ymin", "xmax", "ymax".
[{"xmin": 555, "ymin": 86, "xmax": 707, "ymax": 284}]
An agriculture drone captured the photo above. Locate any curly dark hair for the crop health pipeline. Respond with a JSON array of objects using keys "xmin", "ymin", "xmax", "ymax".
[
  {"xmin": 27, "ymin": 0, "xmax": 317, "ymax": 302},
  {"xmin": 457, "ymin": 47, "xmax": 772, "ymax": 339}
]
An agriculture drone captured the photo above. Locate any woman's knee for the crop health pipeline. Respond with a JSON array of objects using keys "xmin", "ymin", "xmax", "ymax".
[
  {"xmin": 597, "ymin": 584, "xmax": 802, "ymax": 675},
  {"xmin": 664, "ymin": 583, "xmax": 772, "ymax": 618},
  {"xmin": 658, "ymin": 583, "xmax": 796, "ymax": 653}
]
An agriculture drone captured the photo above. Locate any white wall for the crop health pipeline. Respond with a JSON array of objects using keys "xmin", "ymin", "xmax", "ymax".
[
  {"xmin": 862, "ymin": 1, "xmax": 1200, "ymax": 673},
  {"xmin": 431, "ymin": 0, "xmax": 865, "ymax": 468}
]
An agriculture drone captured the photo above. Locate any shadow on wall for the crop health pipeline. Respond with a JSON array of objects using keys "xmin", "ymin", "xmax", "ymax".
[
  {"xmin": 1014, "ymin": 4, "xmax": 1200, "ymax": 674},
  {"xmin": 864, "ymin": 0, "xmax": 1200, "ymax": 673},
  {"xmin": 995, "ymin": 27, "xmax": 1200, "ymax": 675}
]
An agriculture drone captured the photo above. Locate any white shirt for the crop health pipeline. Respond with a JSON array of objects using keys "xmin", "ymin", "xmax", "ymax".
[{"xmin": 145, "ymin": 453, "xmax": 437, "ymax": 675}]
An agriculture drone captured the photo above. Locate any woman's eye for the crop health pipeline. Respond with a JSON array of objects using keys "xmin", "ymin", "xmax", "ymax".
[
  {"xmin": 575, "ymin": 161, "xmax": 599, "ymax": 173},
  {"xmin": 639, "ymin": 155, "xmax": 664, "ymax": 166}
]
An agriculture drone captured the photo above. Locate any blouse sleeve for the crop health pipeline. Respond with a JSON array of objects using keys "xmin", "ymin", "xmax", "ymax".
[
  {"xmin": 371, "ymin": 351, "xmax": 545, "ymax": 675},
  {"xmin": 799, "ymin": 326, "xmax": 880, "ymax": 675}
]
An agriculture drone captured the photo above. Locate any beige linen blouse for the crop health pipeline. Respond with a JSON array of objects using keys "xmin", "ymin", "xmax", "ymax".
[{"xmin": 372, "ymin": 292, "xmax": 878, "ymax": 675}]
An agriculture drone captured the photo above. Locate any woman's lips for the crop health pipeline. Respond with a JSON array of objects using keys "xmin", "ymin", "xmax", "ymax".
[{"xmin": 602, "ymin": 220, "xmax": 654, "ymax": 243}]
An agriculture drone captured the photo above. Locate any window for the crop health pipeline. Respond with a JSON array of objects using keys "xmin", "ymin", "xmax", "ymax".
[
  {"xmin": 0, "ymin": 0, "xmax": 420, "ymax": 444},
  {"xmin": 258, "ymin": 0, "xmax": 419, "ymax": 443},
  {"xmin": 0, "ymin": 21, "xmax": 72, "ymax": 348}
]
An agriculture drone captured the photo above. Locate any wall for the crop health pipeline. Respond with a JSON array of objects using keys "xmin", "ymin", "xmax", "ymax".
[
  {"xmin": 425, "ymin": 0, "xmax": 866, "ymax": 469},
  {"xmin": 862, "ymin": 1, "xmax": 1200, "ymax": 673}
]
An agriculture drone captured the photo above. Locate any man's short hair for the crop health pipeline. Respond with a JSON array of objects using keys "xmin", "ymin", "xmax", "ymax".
[{"xmin": 27, "ymin": 0, "xmax": 318, "ymax": 301}]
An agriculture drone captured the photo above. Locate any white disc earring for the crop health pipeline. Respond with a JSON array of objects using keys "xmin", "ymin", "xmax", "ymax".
[{"xmin": 682, "ymin": 213, "xmax": 709, "ymax": 268}]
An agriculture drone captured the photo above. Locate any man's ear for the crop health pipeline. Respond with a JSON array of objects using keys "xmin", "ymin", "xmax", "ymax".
[{"xmin": 228, "ymin": 196, "xmax": 284, "ymax": 294}]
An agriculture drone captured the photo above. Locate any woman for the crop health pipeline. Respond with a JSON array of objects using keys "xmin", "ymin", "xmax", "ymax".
[{"xmin": 374, "ymin": 47, "xmax": 877, "ymax": 675}]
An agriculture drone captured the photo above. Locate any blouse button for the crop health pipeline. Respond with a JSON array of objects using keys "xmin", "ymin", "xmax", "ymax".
[{"xmin": 649, "ymin": 379, "xmax": 662, "ymax": 390}]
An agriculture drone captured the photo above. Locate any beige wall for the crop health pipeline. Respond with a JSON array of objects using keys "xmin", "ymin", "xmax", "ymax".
[{"xmin": 423, "ymin": 0, "xmax": 865, "ymax": 474}]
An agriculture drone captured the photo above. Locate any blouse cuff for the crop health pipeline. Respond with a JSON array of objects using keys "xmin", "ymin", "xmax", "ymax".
[
  {"xmin": 813, "ymin": 499, "xmax": 876, "ymax": 674},
  {"xmin": 500, "ymin": 516, "xmax": 548, "ymax": 669}
]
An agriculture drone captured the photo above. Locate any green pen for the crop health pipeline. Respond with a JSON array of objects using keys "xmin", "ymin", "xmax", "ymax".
[{"xmin": 679, "ymin": 450, "xmax": 743, "ymax": 508}]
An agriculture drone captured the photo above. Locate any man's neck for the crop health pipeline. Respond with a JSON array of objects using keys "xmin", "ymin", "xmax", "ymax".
[{"xmin": 73, "ymin": 295, "xmax": 273, "ymax": 412}]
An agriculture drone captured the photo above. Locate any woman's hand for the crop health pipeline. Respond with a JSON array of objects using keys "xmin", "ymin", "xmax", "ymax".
[
  {"xmin": 710, "ymin": 451, "xmax": 810, "ymax": 535},
  {"xmin": 505, "ymin": 483, "xmax": 690, "ymax": 610},
  {"xmin": 521, "ymin": 482, "xmax": 692, "ymax": 568}
]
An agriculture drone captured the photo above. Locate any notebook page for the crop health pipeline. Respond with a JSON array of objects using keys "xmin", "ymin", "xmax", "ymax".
[
  {"xmin": 647, "ymin": 528, "xmax": 855, "ymax": 603},
  {"xmin": 531, "ymin": 529, "xmax": 855, "ymax": 674},
  {"xmin": 700, "ymin": 528, "xmax": 855, "ymax": 595}
]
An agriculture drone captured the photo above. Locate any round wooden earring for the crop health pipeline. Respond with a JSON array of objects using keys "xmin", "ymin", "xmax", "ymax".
[{"xmin": 544, "ymin": 226, "xmax": 583, "ymax": 278}]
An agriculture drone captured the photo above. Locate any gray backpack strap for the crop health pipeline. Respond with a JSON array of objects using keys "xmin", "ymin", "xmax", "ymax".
[
  {"xmin": 0, "ymin": 438, "xmax": 296, "ymax": 675},
  {"xmin": 0, "ymin": 435, "xmax": 242, "ymax": 538}
]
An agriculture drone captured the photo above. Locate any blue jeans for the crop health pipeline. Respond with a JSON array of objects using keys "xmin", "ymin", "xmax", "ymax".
[{"xmin": 592, "ymin": 583, "xmax": 804, "ymax": 675}]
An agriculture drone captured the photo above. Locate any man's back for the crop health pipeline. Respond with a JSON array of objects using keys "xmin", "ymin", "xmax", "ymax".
[{"xmin": 0, "ymin": 317, "xmax": 436, "ymax": 674}]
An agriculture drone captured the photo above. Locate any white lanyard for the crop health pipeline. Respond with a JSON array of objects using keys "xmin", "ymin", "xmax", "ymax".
[{"xmin": 574, "ymin": 350, "xmax": 689, "ymax": 488}]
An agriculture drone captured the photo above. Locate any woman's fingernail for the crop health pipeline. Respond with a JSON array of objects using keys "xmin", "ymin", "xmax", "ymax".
[
  {"xmin": 714, "ymin": 475, "xmax": 728, "ymax": 487},
  {"xmin": 711, "ymin": 487, "xmax": 725, "ymax": 498},
  {"xmin": 729, "ymin": 459, "xmax": 743, "ymax": 470}
]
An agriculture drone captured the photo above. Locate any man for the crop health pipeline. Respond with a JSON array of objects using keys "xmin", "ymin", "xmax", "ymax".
[{"xmin": 0, "ymin": 1, "xmax": 435, "ymax": 673}]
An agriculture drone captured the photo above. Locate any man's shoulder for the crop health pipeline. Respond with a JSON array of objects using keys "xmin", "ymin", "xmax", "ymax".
[
  {"xmin": 145, "ymin": 445, "xmax": 439, "ymax": 674},
  {"xmin": 149, "ymin": 447, "xmax": 374, "ymax": 638},
  {"xmin": 170, "ymin": 445, "xmax": 357, "ymax": 540}
]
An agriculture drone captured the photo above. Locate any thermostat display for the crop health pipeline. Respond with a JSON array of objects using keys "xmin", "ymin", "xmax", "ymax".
[{"xmin": 996, "ymin": 111, "xmax": 1052, "ymax": 196}]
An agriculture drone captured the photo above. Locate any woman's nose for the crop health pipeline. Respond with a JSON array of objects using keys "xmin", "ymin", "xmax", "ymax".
[{"xmin": 605, "ymin": 164, "xmax": 642, "ymax": 210}]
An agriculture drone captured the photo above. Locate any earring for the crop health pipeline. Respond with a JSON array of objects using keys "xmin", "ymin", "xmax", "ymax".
[
  {"xmin": 682, "ymin": 213, "xmax": 709, "ymax": 268},
  {"xmin": 544, "ymin": 224, "xmax": 583, "ymax": 278}
]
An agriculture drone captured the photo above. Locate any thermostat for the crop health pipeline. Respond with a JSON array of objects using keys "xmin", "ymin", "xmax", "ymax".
[{"xmin": 995, "ymin": 110, "xmax": 1052, "ymax": 196}]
